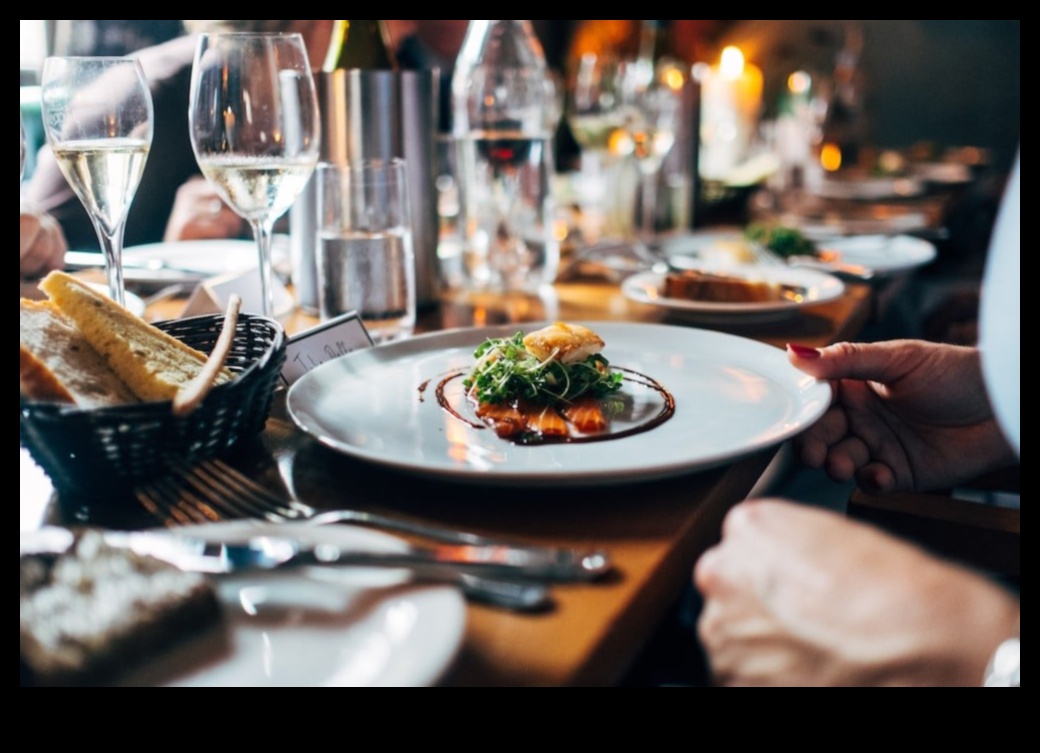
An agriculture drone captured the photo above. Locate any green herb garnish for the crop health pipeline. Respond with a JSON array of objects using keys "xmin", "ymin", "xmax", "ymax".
[
  {"xmin": 744, "ymin": 222, "xmax": 817, "ymax": 259},
  {"xmin": 462, "ymin": 331, "xmax": 624, "ymax": 406}
]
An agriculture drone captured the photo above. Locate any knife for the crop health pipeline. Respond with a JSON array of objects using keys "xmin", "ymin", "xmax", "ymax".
[
  {"xmin": 112, "ymin": 531, "xmax": 612, "ymax": 583},
  {"xmin": 64, "ymin": 251, "xmax": 207, "ymax": 283}
]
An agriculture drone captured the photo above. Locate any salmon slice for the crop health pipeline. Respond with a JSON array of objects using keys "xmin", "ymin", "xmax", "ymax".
[
  {"xmin": 561, "ymin": 396, "xmax": 608, "ymax": 434},
  {"xmin": 518, "ymin": 400, "xmax": 569, "ymax": 437},
  {"xmin": 475, "ymin": 400, "xmax": 526, "ymax": 437}
]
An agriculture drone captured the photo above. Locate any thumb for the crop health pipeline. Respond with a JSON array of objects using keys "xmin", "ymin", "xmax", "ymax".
[{"xmin": 786, "ymin": 340, "xmax": 918, "ymax": 383}]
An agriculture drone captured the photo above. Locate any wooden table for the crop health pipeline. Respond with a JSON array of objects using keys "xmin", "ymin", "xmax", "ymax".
[{"xmin": 21, "ymin": 275, "xmax": 872, "ymax": 686}]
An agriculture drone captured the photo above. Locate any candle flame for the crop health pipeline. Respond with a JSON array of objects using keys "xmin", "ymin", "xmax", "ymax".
[
  {"xmin": 719, "ymin": 46, "xmax": 745, "ymax": 80},
  {"xmin": 820, "ymin": 143, "xmax": 842, "ymax": 171}
]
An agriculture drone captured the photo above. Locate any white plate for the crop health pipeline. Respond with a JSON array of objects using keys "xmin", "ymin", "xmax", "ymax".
[
  {"xmin": 623, "ymin": 265, "xmax": 845, "ymax": 325},
  {"xmin": 122, "ymin": 239, "xmax": 260, "ymax": 277},
  {"xmin": 814, "ymin": 174, "xmax": 925, "ymax": 200},
  {"xmin": 35, "ymin": 521, "xmax": 466, "ymax": 687},
  {"xmin": 818, "ymin": 234, "xmax": 937, "ymax": 276},
  {"xmin": 286, "ymin": 322, "xmax": 832, "ymax": 486}
]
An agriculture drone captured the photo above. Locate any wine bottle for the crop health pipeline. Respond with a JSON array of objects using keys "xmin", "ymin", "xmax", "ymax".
[
  {"xmin": 322, "ymin": 20, "xmax": 397, "ymax": 72},
  {"xmin": 451, "ymin": 20, "xmax": 559, "ymax": 292}
]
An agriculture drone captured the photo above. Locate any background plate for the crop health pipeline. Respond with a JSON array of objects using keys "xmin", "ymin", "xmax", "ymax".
[
  {"xmin": 817, "ymin": 234, "xmax": 937, "ymax": 276},
  {"xmin": 623, "ymin": 266, "xmax": 845, "ymax": 325},
  {"xmin": 286, "ymin": 322, "xmax": 831, "ymax": 486}
]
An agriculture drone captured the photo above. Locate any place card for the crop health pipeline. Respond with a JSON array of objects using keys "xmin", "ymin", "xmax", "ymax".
[
  {"xmin": 281, "ymin": 311, "xmax": 373, "ymax": 386},
  {"xmin": 180, "ymin": 267, "xmax": 294, "ymax": 318}
]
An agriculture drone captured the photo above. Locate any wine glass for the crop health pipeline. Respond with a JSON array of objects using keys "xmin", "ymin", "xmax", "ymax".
[
  {"xmin": 566, "ymin": 52, "xmax": 628, "ymax": 242},
  {"xmin": 615, "ymin": 58, "xmax": 683, "ymax": 254},
  {"xmin": 40, "ymin": 57, "xmax": 153, "ymax": 307},
  {"xmin": 189, "ymin": 32, "xmax": 320, "ymax": 317}
]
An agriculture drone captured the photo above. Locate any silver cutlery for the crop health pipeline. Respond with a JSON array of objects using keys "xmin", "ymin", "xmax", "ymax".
[
  {"xmin": 116, "ymin": 529, "xmax": 606, "ymax": 582},
  {"xmin": 107, "ymin": 530, "xmax": 553, "ymax": 612},
  {"xmin": 134, "ymin": 458, "xmax": 612, "ymax": 610},
  {"xmin": 137, "ymin": 458, "xmax": 608, "ymax": 574}
]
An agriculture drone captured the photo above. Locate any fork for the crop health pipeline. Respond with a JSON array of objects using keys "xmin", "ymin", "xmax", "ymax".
[
  {"xmin": 135, "ymin": 459, "xmax": 610, "ymax": 575},
  {"xmin": 133, "ymin": 459, "xmax": 575, "ymax": 611},
  {"xmin": 137, "ymin": 458, "xmax": 570, "ymax": 551}
]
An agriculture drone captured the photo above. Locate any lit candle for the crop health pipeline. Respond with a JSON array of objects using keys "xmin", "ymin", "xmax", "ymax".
[{"xmin": 698, "ymin": 46, "xmax": 763, "ymax": 181}]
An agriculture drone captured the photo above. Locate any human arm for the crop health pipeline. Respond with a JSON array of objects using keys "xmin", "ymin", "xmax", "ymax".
[
  {"xmin": 694, "ymin": 498, "xmax": 1020, "ymax": 686},
  {"xmin": 20, "ymin": 202, "xmax": 68, "ymax": 281},
  {"xmin": 162, "ymin": 176, "xmax": 244, "ymax": 242},
  {"xmin": 786, "ymin": 340, "xmax": 1018, "ymax": 493}
]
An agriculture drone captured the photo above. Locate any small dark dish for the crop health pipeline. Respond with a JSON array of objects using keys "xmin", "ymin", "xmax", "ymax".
[{"xmin": 20, "ymin": 312, "xmax": 286, "ymax": 498}]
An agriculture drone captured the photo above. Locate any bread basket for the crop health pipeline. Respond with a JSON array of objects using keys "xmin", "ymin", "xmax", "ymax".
[{"xmin": 20, "ymin": 312, "xmax": 286, "ymax": 498}]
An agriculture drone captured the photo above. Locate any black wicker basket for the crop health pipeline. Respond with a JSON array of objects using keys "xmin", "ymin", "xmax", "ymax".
[{"xmin": 20, "ymin": 312, "xmax": 286, "ymax": 498}]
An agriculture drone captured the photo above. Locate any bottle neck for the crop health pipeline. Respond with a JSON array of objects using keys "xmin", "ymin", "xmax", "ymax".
[{"xmin": 322, "ymin": 20, "xmax": 397, "ymax": 71}]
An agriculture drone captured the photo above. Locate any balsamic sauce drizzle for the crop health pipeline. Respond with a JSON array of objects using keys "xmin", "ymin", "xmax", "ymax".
[{"xmin": 430, "ymin": 367, "xmax": 675, "ymax": 445}]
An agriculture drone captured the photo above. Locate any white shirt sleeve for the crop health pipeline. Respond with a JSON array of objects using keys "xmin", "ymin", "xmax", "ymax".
[{"xmin": 978, "ymin": 149, "xmax": 1020, "ymax": 457}]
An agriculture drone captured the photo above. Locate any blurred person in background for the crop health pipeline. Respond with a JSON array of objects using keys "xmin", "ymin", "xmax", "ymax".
[
  {"xmin": 20, "ymin": 204, "xmax": 67, "ymax": 281},
  {"xmin": 694, "ymin": 150, "xmax": 1020, "ymax": 686},
  {"xmin": 25, "ymin": 20, "xmax": 335, "ymax": 253}
]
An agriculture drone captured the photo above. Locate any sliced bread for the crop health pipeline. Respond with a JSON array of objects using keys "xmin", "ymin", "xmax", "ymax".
[
  {"xmin": 20, "ymin": 299, "xmax": 138, "ymax": 408},
  {"xmin": 38, "ymin": 271, "xmax": 232, "ymax": 402}
]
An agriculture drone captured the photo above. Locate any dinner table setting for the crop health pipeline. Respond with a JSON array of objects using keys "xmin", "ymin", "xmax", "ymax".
[{"xmin": 21, "ymin": 21, "xmax": 989, "ymax": 688}]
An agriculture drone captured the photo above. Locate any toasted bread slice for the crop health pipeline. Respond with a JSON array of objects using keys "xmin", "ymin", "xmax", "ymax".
[
  {"xmin": 38, "ymin": 271, "xmax": 232, "ymax": 402},
  {"xmin": 20, "ymin": 299, "xmax": 138, "ymax": 408}
]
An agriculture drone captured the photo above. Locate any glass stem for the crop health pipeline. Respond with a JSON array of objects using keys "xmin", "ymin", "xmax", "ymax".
[
  {"xmin": 95, "ymin": 221, "xmax": 127, "ymax": 307},
  {"xmin": 639, "ymin": 165, "xmax": 658, "ymax": 250},
  {"xmin": 250, "ymin": 218, "xmax": 276, "ymax": 318}
]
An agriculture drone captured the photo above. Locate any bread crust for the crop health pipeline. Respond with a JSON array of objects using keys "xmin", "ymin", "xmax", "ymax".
[
  {"xmin": 38, "ymin": 272, "xmax": 231, "ymax": 402},
  {"xmin": 20, "ymin": 298, "xmax": 138, "ymax": 407}
]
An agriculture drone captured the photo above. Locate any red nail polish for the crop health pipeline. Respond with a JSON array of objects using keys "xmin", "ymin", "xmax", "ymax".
[{"xmin": 787, "ymin": 343, "xmax": 821, "ymax": 359}]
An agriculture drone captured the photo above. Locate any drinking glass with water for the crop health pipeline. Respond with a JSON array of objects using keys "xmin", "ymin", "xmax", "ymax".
[{"xmin": 316, "ymin": 158, "xmax": 416, "ymax": 344}]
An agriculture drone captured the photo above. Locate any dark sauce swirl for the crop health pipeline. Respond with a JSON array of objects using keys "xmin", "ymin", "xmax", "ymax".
[{"xmin": 432, "ymin": 367, "xmax": 675, "ymax": 445}]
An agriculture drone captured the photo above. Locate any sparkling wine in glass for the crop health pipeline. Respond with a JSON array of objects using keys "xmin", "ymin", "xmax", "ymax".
[
  {"xmin": 189, "ymin": 32, "xmax": 320, "ymax": 317},
  {"xmin": 41, "ymin": 57, "xmax": 153, "ymax": 307}
]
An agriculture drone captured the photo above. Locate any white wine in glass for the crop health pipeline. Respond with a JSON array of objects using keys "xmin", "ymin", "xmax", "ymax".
[
  {"xmin": 189, "ymin": 32, "xmax": 320, "ymax": 317},
  {"xmin": 616, "ymin": 58, "xmax": 682, "ymax": 251},
  {"xmin": 41, "ymin": 57, "xmax": 153, "ymax": 307}
]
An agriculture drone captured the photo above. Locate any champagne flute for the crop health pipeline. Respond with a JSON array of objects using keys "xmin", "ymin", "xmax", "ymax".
[
  {"xmin": 616, "ymin": 58, "xmax": 683, "ymax": 254},
  {"xmin": 40, "ymin": 57, "xmax": 153, "ymax": 307},
  {"xmin": 189, "ymin": 32, "xmax": 320, "ymax": 318}
]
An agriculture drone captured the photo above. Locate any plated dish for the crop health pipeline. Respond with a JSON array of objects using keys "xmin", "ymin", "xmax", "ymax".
[
  {"xmin": 286, "ymin": 322, "xmax": 832, "ymax": 486},
  {"xmin": 623, "ymin": 265, "xmax": 845, "ymax": 325},
  {"xmin": 98, "ymin": 521, "xmax": 466, "ymax": 687},
  {"xmin": 813, "ymin": 173, "xmax": 925, "ymax": 200},
  {"xmin": 815, "ymin": 234, "xmax": 937, "ymax": 276}
]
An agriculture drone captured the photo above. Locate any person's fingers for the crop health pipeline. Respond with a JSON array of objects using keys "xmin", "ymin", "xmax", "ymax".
[
  {"xmin": 823, "ymin": 435, "xmax": 871, "ymax": 482},
  {"xmin": 38, "ymin": 214, "xmax": 68, "ymax": 270},
  {"xmin": 856, "ymin": 462, "xmax": 897, "ymax": 494},
  {"xmin": 788, "ymin": 340, "xmax": 918, "ymax": 384},
  {"xmin": 19, "ymin": 212, "xmax": 42, "ymax": 259},
  {"xmin": 793, "ymin": 406, "xmax": 849, "ymax": 467},
  {"xmin": 693, "ymin": 545, "xmax": 724, "ymax": 594}
]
